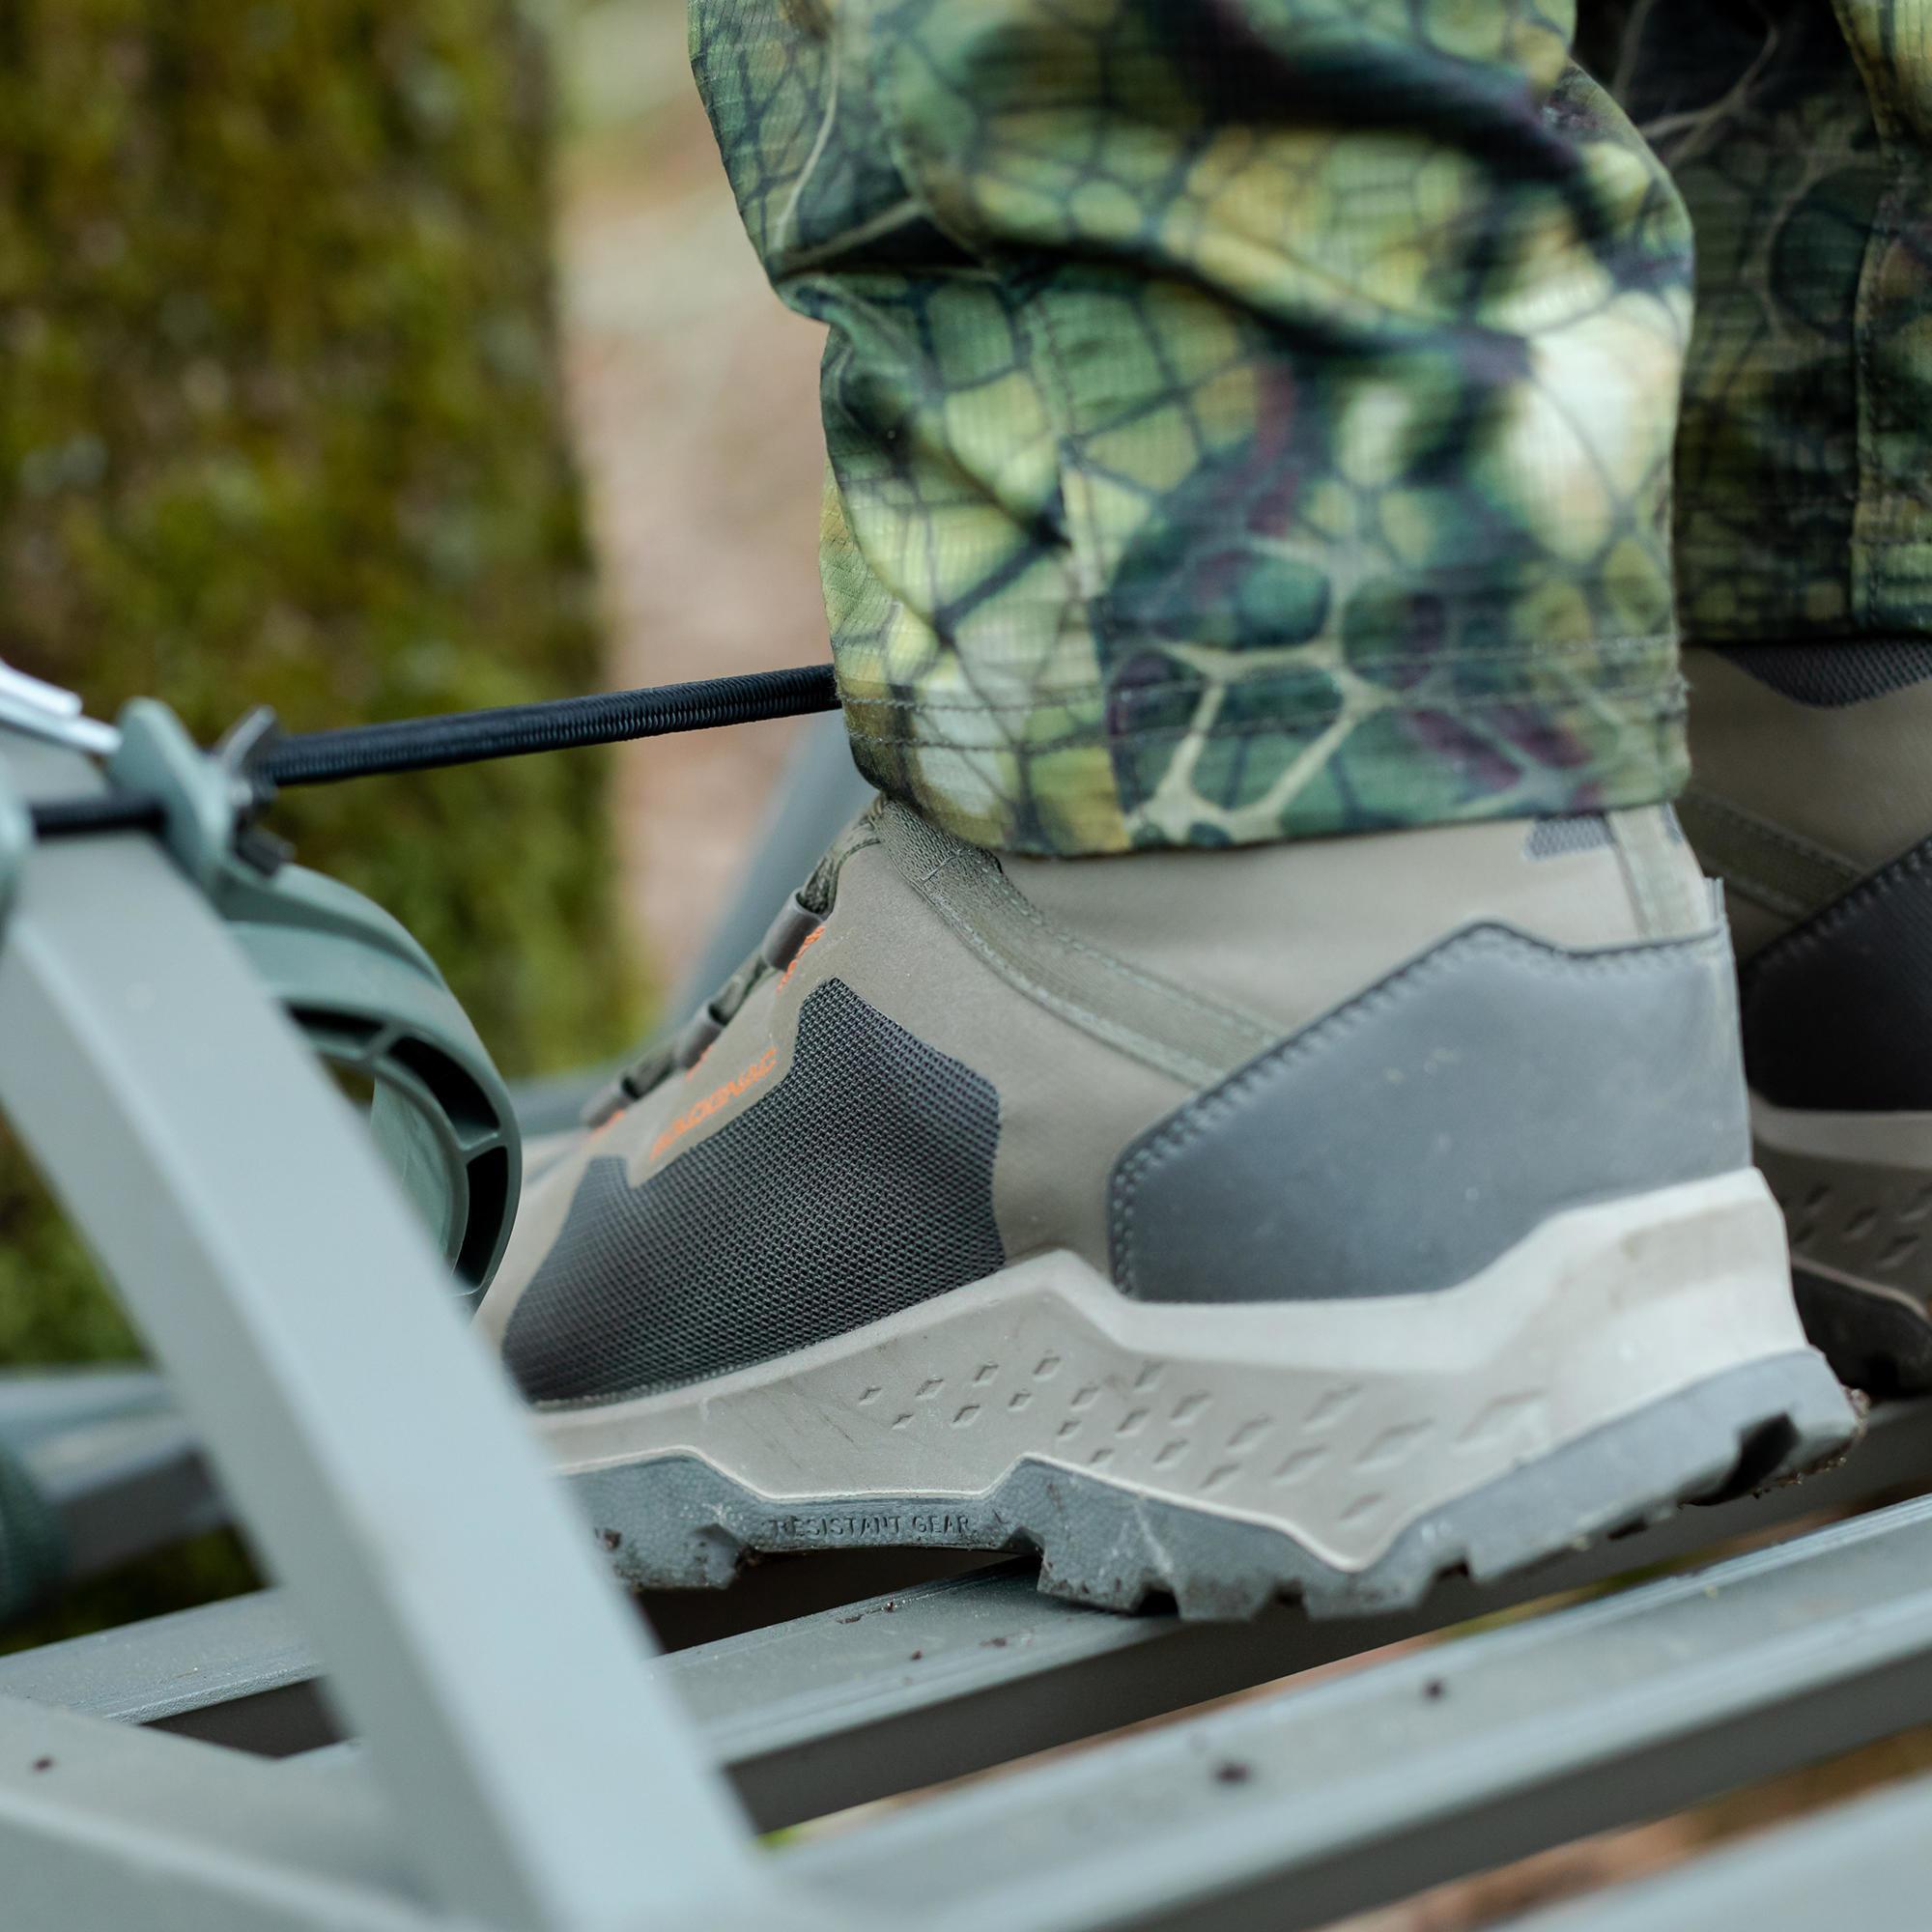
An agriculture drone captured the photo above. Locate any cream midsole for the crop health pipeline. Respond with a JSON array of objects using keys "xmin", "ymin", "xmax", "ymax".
[
  {"xmin": 536, "ymin": 1170, "xmax": 1808, "ymax": 1575},
  {"xmin": 1750, "ymin": 1093, "xmax": 1932, "ymax": 1297},
  {"xmin": 1752, "ymin": 1093, "xmax": 1932, "ymax": 1168}
]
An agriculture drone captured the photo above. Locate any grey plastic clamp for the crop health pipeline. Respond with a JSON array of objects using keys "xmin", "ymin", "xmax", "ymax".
[{"xmin": 106, "ymin": 700, "xmax": 523, "ymax": 1299}]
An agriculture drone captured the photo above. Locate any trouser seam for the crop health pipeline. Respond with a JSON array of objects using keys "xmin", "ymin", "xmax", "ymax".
[
  {"xmin": 836, "ymin": 633, "xmax": 1682, "ymax": 716},
  {"xmin": 842, "ymin": 685, "xmax": 1687, "ymax": 756}
]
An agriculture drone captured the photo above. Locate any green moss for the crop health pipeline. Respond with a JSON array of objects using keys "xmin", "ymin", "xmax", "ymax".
[{"xmin": 0, "ymin": 2, "xmax": 638, "ymax": 1373}]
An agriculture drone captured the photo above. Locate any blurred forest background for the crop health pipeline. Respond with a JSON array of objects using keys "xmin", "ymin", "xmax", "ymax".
[
  {"xmin": 0, "ymin": 0, "xmax": 826, "ymax": 1627},
  {"xmin": 0, "ymin": 0, "xmax": 827, "ymax": 1372}
]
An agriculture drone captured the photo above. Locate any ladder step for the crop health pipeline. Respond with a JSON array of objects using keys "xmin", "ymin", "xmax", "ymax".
[{"xmin": 785, "ymin": 1489, "xmax": 1932, "ymax": 1932}]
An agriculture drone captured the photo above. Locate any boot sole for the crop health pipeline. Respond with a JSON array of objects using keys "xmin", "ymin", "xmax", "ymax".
[
  {"xmin": 545, "ymin": 1170, "xmax": 1857, "ymax": 1621},
  {"xmin": 1754, "ymin": 1094, "xmax": 1932, "ymax": 1397}
]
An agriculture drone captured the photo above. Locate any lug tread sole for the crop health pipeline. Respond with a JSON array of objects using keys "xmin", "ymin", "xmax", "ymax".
[{"xmin": 568, "ymin": 1350, "xmax": 1858, "ymax": 1622}]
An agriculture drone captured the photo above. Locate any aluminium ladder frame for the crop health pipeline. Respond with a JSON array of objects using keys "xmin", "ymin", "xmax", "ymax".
[
  {"xmin": 0, "ymin": 728, "xmax": 785, "ymax": 1930},
  {"xmin": 7, "ymin": 715, "xmax": 1932, "ymax": 1929}
]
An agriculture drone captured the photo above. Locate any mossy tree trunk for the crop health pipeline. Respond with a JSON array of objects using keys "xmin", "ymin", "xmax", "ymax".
[{"xmin": 0, "ymin": 0, "xmax": 635, "ymax": 1362}]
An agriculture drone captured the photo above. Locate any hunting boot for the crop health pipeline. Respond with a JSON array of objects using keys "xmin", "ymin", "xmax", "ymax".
[
  {"xmin": 477, "ymin": 798, "xmax": 1854, "ymax": 1620},
  {"xmin": 1684, "ymin": 642, "xmax": 1932, "ymax": 1394}
]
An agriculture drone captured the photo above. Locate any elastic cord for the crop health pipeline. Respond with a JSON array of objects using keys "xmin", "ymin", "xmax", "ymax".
[
  {"xmin": 260, "ymin": 663, "xmax": 839, "ymax": 787},
  {"xmin": 21, "ymin": 663, "xmax": 841, "ymax": 838}
]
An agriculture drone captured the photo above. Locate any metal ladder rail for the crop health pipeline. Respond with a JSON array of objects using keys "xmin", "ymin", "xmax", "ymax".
[
  {"xmin": 779, "ymin": 1489, "xmax": 1932, "ymax": 1932},
  {"xmin": 1508, "ymin": 1759, "xmax": 1932, "ymax": 1932}
]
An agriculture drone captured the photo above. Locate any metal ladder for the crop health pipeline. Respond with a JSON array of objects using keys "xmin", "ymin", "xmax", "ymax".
[{"xmin": 3, "ymin": 718, "xmax": 1931, "ymax": 1932}]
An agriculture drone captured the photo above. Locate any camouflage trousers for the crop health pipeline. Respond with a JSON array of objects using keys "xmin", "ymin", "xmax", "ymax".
[{"xmin": 691, "ymin": 1, "xmax": 1932, "ymax": 855}]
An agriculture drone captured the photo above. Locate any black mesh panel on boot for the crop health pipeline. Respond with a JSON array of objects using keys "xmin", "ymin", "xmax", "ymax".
[
  {"xmin": 501, "ymin": 979, "xmax": 1005, "ymax": 1405},
  {"xmin": 1717, "ymin": 642, "xmax": 1932, "ymax": 707}
]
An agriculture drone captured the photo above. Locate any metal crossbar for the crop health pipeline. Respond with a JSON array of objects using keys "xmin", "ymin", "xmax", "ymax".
[
  {"xmin": 10, "ymin": 1481, "xmax": 1932, "ymax": 1929},
  {"xmin": 0, "ymin": 1371, "xmax": 218, "ymax": 1594}
]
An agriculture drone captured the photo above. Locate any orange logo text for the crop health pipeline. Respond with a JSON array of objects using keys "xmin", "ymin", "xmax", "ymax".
[
  {"xmin": 650, "ymin": 1046, "xmax": 778, "ymax": 1161},
  {"xmin": 780, "ymin": 923, "xmax": 826, "ymax": 989}
]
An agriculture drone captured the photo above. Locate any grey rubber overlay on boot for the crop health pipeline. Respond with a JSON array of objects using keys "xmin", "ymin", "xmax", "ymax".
[
  {"xmin": 502, "ymin": 979, "xmax": 1004, "ymax": 1405},
  {"xmin": 1110, "ymin": 923, "xmax": 1751, "ymax": 1303},
  {"xmin": 1741, "ymin": 833, "xmax": 1932, "ymax": 1111},
  {"xmin": 567, "ymin": 1351, "xmax": 1849, "ymax": 1621}
]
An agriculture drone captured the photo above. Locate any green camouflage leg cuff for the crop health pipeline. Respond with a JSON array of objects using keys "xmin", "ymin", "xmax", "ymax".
[
  {"xmin": 695, "ymin": 0, "xmax": 1694, "ymax": 853},
  {"xmin": 1611, "ymin": 0, "xmax": 1932, "ymax": 648}
]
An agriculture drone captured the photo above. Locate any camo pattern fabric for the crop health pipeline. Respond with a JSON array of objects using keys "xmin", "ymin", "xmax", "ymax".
[
  {"xmin": 1596, "ymin": 0, "xmax": 1932, "ymax": 648},
  {"xmin": 691, "ymin": 0, "xmax": 1696, "ymax": 853}
]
